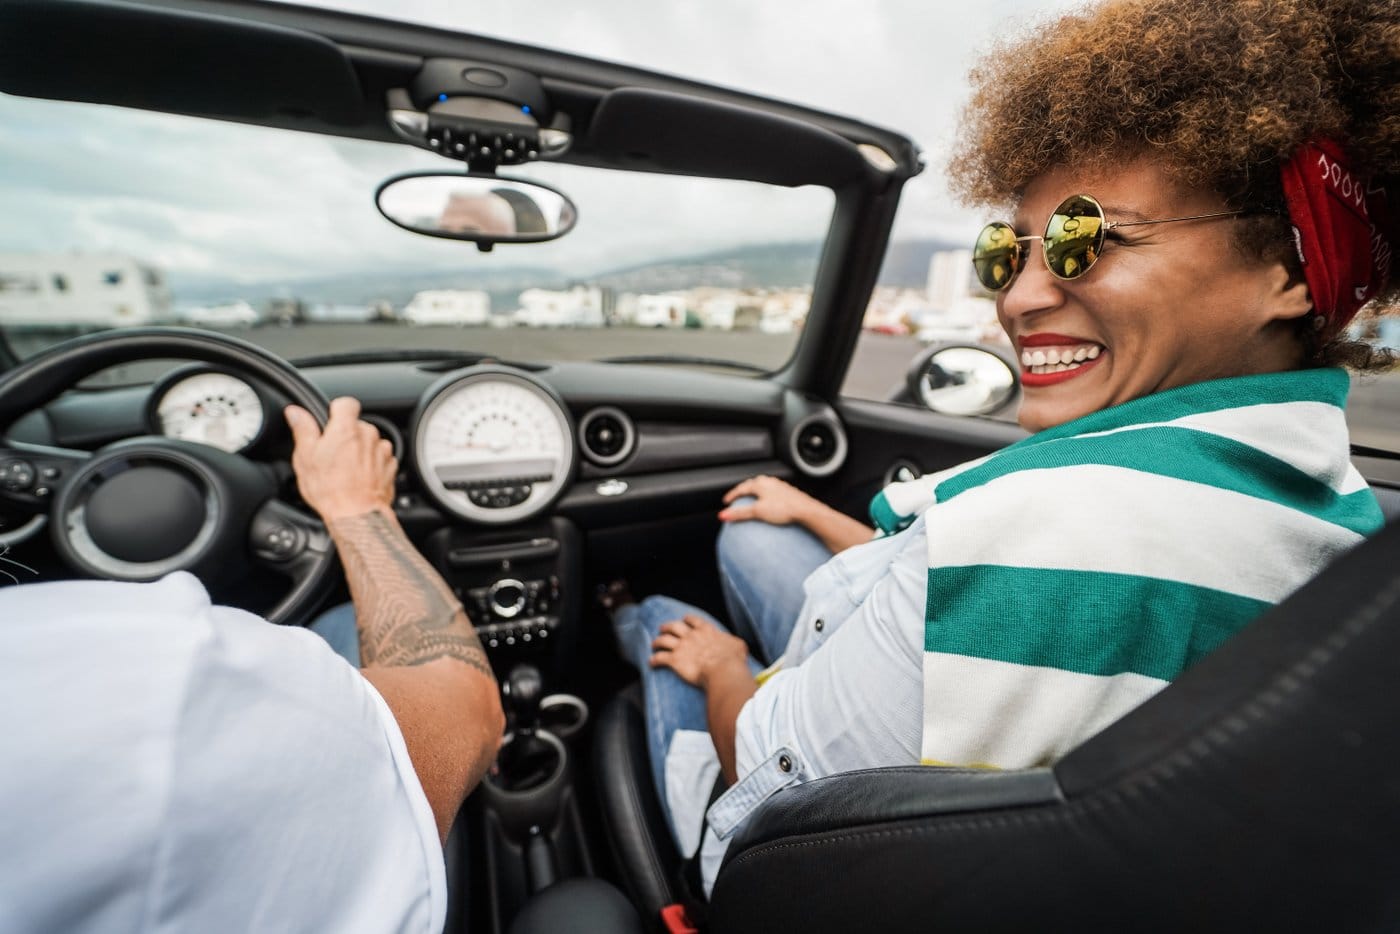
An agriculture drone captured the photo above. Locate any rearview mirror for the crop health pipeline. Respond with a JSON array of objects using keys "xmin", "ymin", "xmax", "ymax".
[
  {"xmin": 375, "ymin": 173, "xmax": 578, "ymax": 248},
  {"xmin": 906, "ymin": 343, "xmax": 1018, "ymax": 417}
]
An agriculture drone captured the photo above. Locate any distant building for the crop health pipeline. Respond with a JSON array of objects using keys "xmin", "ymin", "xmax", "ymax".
[
  {"xmin": 759, "ymin": 289, "xmax": 810, "ymax": 335},
  {"xmin": 0, "ymin": 253, "xmax": 172, "ymax": 327},
  {"xmin": 402, "ymin": 289, "xmax": 491, "ymax": 326},
  {"xmin": 691, "ymin": 288, "xmax": 762, "ymax": 330},
  {"xmin": 922, "ymin": 248, "xmax": 1001, "ymax": 345},
  {"xmin": 927, "ymin": 249, "xmax": 981, "ymax": 309},
  {"xmin": 515, "ymin": 285, "xmax": 606, "ymax": 327}
]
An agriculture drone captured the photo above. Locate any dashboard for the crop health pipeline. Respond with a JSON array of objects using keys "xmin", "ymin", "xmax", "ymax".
[
  {"xmin": 10, "ymin": 358, "xmax": 850, "ymax": 534},
  {"xmin": 2, "ymin": 356, "xmax": 852, "ymax": 654},
  {"xmin": 2, "ymin": 354, "xmax": 873, "ymax": 660}
]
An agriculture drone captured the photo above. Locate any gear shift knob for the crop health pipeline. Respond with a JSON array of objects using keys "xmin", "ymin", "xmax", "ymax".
[{"xmin": 503, "ymin": 663, "xmax": 544, "ymax": 732}]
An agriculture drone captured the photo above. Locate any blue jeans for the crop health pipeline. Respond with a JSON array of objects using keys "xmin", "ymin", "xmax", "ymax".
[
  {"xmin": 308, "ymin": 602, "xmax": 360, "ymax": 666},
  {"xmin": 611, "ymin": 510, "xmax": 833, "ymax": 831},
  {"xmin": 612, "ymin": 595, "xmax": 760, "ymax": 833},
  {"xmin": 716, "ymin": 505, "xmax": 834, "ymax": 665}
]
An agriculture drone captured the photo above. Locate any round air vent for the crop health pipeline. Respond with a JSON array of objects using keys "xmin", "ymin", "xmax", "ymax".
[
  {"xmin": 790, "ymin": 414, "xmax": 847, "ymax": 477},
  {"xmin": 578, "ymin": 407, "xmax": 636, "ymax": 466}
]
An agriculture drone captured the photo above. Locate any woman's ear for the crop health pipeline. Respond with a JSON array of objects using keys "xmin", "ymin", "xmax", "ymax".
[{"xmin": 1262, "ymin": 260, "xmax": 1315, "ymax": 324}]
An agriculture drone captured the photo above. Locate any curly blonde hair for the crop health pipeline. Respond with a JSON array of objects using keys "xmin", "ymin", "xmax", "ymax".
[{"xmin": 948, "ymin": 0, "xmax": 1400, "ymax": 367}]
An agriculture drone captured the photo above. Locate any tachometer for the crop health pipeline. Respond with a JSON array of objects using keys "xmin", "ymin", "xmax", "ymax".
[
  {"xmin": 412, "ymin": 367, "xmax": 576, "ymax": 524},
  {"xmin": 152, "ymin": 370, "xmax": 265, "ymax": 454}
]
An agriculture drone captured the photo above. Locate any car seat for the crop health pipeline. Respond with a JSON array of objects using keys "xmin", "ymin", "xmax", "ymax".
[{"xmin": 597, "ymin": 515, "xmax": 1400, "ymax": 932}]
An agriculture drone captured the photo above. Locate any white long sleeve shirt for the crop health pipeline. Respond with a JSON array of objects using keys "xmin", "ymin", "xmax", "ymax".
[{"xmin": 673, "ymin": 514, "xmax": 931, "ymax": 892}]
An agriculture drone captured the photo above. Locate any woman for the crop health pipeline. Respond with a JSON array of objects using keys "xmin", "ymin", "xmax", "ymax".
[{"xmin": 609, "ymin": 0, "xmax": 1399, "ymax": 894}]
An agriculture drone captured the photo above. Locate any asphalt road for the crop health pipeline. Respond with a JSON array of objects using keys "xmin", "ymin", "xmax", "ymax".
[{"xmin": 11, "ymin": 324, "xmax": 1400, "ymax": 451}]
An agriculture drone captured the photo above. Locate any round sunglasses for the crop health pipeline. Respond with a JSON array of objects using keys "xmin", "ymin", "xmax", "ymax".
[{"xmin": 972, "ymin": 194, "xmax": 1252, "ymax": 292}]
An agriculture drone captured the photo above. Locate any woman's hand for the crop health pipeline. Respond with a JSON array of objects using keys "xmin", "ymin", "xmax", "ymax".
[
  {"xmin": 719, "ymin": 475, "xmax": 823, "ymax": 525},
  {"xmin": 649, "ymin": 614, "xmax": 751, "ymax": 688}
]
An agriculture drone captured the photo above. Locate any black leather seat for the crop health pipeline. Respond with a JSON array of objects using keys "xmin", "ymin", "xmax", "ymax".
[
  {"xmin": 594, "ymin": 685, "xmax": 685, "ymax": 923},
  {"xmin": 600, "ymin": 517, "xmax": 1400, "ymax": 930},
  {"xmin": 708, "ymin": 518, "xmax": 1400, "ymax": 932}
]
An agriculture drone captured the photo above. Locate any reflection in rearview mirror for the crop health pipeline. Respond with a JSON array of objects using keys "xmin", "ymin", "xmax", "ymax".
[{"xmin": 375, "ymin": 173, "xmax": 578, "ymax": 246}]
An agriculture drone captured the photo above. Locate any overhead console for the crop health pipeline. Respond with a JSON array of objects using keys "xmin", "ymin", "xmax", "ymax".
[{"xmin": 384, "ymin": 59, "xmax": 573, "ymax": 172}]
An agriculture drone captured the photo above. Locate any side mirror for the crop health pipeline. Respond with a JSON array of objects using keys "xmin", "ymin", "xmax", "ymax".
[
  {"xmin": 905, "ymin": 343, "xmax": 1018, "ymax": 417},
  {"xmin": 375, "ymin": 172, "xmax": 578, "ymax": 249}
]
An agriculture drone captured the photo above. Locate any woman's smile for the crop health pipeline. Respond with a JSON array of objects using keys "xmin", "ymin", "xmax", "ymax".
[{"xmin": 1018, "ymin": 332, "xmax": 1105, "ymax": 386}]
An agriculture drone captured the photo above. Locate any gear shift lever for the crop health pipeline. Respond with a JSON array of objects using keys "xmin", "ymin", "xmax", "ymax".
[{"xmin": 503, "ymin": 663, "xmax": 544, "ymax": 734}]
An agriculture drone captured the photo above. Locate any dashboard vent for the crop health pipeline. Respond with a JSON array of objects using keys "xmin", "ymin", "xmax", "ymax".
[
  {"xmin": 796, "ymin": 422, "xmax": 837, "ymax": 467},
  {"xmin": 578, "ymin": 407, "xmax": 636, "ymax": 466},
  {"xmin": 789, "ymin": 414, "xmax": 847, "ymax": 477}
]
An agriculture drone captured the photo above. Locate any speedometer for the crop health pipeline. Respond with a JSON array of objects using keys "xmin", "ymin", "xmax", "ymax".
[
  {"xmin": 153, "ymin": 370, "xmax": 265, "ymax": 453},
  {"xmin": 412, "ymin": 367, "xmax": 576, "ymax": 524}
]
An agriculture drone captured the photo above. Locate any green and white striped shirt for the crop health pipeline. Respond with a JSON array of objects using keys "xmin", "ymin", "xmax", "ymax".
[{"xmin": 868, "ymin": 368, "xmax": 1382, "ymax": 767}]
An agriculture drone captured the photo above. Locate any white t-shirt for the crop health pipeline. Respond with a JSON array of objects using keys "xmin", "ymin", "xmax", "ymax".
[{"xmin": 0, "ymin": 572, "xmax": 446, "ymax": 934}]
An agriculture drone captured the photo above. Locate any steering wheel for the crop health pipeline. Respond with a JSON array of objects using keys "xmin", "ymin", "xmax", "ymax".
[{"xmin": 0, "ymin": 328, "xmax": 336, "ymax": 626}]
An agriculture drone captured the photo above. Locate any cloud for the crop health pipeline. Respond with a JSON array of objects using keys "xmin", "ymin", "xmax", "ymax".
[{"xmin": 1, "ymin": 1, "xmax": 1080, "ymax": 290}]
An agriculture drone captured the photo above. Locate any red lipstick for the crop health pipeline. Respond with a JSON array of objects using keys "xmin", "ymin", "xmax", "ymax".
[
  {"xmin": 1020, "ymin": 356, "xmax": 1104, "ymax": 387},
  {"xmin": 1017, "ymin": 334, "xmax": 1107, "ymax": 387}
]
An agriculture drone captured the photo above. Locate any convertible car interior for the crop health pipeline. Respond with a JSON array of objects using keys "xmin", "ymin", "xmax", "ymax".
[{"xmin": 1, "ymin": 0, "xmax": 1398, "ymax": 930}]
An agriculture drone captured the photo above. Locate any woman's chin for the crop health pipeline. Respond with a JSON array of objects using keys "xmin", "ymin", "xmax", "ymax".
[{"xmin": 1016, "ymin": 393, "xmax": 1098, "ymax": 432}]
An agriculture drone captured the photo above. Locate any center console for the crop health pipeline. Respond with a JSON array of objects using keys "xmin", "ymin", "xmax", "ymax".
[
  {"xmin": 419, "ymin": 516, "xmax": 606, "ymax": 931},
  {"xmin": 469, "ymin": 662, "xmax": 597, "ymax": 933},
  {"xmin": 419, "ymin": 515, "xmax": 583, "ymax": 663}
]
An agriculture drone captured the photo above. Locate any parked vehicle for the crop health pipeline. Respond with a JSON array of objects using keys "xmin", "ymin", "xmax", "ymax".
[
  {"xmin": 402, "ymin": 289, "xmax": 490, "ymax": 326},
  {"xmin": 0, "ymin": 253, "xmax": 173, "ymax": 328}
]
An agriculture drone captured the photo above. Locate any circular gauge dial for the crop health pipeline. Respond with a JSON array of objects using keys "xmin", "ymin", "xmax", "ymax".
[
  {"xmin": 414, "ymin": 369, "xmax": 575, "ymax": 524},
  {"xmin": 154, "ymin": 371, "xmax": 265, "ymax": 453}
]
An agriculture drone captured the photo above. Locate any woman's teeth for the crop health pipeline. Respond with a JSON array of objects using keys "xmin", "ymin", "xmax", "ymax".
[{"xmin": 1020, "ymin": 344, "xmax": 1101, "ymax": 375}]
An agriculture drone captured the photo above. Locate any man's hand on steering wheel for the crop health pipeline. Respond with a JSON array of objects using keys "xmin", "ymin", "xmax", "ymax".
[{"xmin": 285, "ymin": 397, "xmax": 396, "ymax": 524}]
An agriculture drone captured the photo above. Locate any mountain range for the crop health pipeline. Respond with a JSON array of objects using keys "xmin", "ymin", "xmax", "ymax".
[{"xmin": 169, "ymin": 238, "xmax": 958, "ymax": 310}]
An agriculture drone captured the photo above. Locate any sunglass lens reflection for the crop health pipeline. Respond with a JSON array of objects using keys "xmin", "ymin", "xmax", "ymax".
[
  {"xmin": 1044, "ymin": 195, "xmax": 1106, "ymax": 280},
  {"xmin": 973, "ymin": 222, "xmax": 1020, "ymax": 291}
]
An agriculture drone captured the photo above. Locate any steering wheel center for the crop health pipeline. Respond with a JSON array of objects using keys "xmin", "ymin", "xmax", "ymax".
[
  {"xmin": 56, "ymin": 445, "xmax": 226, "ymax": 581},
  {"xmin": 84, "ymin": 465, "xmax": 207, "ymax": 563}
]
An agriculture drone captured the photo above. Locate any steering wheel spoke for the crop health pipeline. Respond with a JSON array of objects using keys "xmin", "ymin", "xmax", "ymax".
[
  {"xmin": 250, "ymin": 497, "xmax": 333, "ymax": 579},
  {"xmin": 0, "ymin": 440, "xmax": 91, "ymax": 515}
]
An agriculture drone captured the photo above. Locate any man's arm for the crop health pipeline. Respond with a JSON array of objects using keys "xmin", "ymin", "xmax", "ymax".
[{"xmin": 286, "ymin": 398, "xmax": 505, "ymax": 843}]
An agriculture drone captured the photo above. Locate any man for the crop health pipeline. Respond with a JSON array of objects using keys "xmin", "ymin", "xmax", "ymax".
[{"xmin": 0, "ymin": 397, "xmax": 503, "ymax": 932}]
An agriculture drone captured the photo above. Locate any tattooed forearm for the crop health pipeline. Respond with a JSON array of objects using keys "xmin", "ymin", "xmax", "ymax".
[{"xmin": 328, "ymin": 510, "xmax": 493, "ymax": 678}]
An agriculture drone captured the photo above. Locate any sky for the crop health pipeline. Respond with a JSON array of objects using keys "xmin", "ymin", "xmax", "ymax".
[{"xmin": 0, "ymin": 0, "xmax": 1079, "ymax": 289}]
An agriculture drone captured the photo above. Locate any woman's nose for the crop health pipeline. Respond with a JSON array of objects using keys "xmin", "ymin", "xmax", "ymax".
[{"xmin": 998, "ymin": 245, "xmax": 1066, "ymax": 322}]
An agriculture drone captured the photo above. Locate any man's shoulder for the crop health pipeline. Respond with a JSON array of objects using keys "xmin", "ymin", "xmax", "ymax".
[
  {"xmin": 0, "ymin": 574, "xmax": 445, "ymax": 934},
  {"xmin": 0, "ymin": 570, "xmax": 212, "ymax": 619}
]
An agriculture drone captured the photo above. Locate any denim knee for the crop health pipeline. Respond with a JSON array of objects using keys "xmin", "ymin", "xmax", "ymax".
[
  {"xmin": 716, "ymin": 501, "xmax": 775, "ymax": 574},
  {"xmin": 615, "ymin": 596, "xmax": 717, "ymax": 670}
]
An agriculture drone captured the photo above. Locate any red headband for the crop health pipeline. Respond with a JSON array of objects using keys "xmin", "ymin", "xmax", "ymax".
[{"xmin": 1280, "ymin": 138, "xmax": 1393, "ymax": 337}]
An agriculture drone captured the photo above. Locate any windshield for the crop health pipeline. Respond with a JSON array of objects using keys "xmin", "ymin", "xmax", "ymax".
[{"xmin": 0, "ymin": 96, "xmax": 833, "ymax": 378}]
